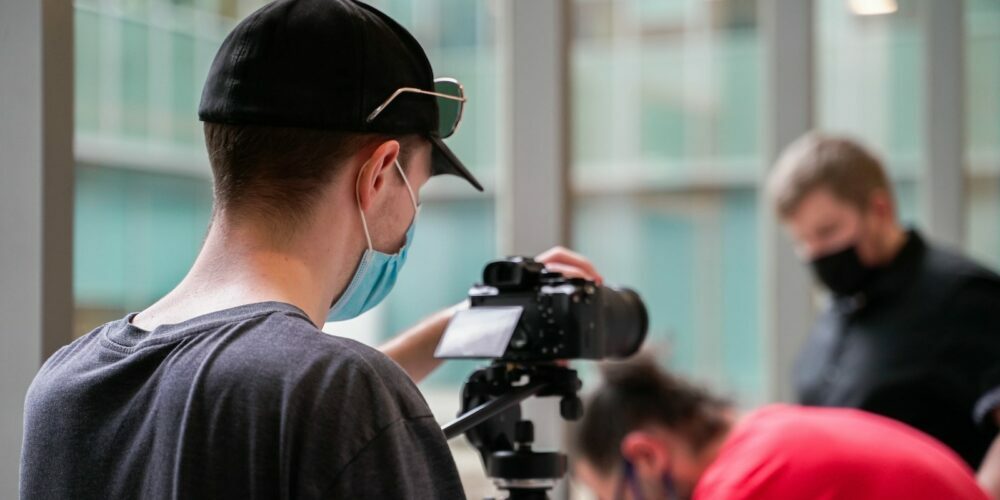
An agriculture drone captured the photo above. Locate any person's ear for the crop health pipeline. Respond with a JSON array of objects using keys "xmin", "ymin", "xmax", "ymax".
[
  {"xmin": 867, "ymin": 188, "xmax": 895, "ymax": 223},
  {"xmin": 356, "ymin": 140, "xmax": 401, "ymax": 213},
  {"xmin": 621, "ymin": 431, "xmax": 670, "ymax": 479}
]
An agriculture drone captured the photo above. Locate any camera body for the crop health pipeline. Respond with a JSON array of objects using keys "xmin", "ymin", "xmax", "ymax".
[{"xmin": 441, "ymin": 257, "xmax": 647, "ymax": 363}]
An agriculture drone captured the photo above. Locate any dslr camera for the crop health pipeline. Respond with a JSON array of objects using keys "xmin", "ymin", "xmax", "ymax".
[{"xmin": 435, "ymin": 256, "xmax": 648, "ymax": 362}]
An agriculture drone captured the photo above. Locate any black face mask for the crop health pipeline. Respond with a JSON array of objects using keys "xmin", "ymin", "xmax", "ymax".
[{"xmin": 809, "ymin": 245, "xmax": 877, "ymax": 297}]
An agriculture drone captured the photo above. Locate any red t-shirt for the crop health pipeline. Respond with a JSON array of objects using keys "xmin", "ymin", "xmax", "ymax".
[{"xmin": 694, "ymin": 405, "xmax": 987, "ymax": 500}]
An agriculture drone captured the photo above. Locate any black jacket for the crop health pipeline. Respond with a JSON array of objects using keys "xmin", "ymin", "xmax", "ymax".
[{"xmin": 796, "ymin": 230, "xmax": 1000, "ymax": 468}]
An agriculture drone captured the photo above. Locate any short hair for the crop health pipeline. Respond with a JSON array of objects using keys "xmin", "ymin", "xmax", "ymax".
[
  {"xmin": 571, "ymin": 357, "xmax": 730, "ymax": 474},
  {"xmin": 767, "ymin": 132, "xmax": 892, "ymax": 217},
  {"xmin": 203, "ymin": 122, "xmax": 419, "ymax": 237}
]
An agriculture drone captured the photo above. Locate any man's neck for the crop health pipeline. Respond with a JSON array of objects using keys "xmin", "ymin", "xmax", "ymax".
[
  {"xmin": 876, "ymin": 224, "xmax": 909, "ymax": 266},
  {"xmin": 665, "ymin": 412, "xmax": 735, "ymax": 494},
  {"xmin": 132, "ymin": 216, "xmax": 358, "ymax": 330},
  {"xmin": 691, "ymin": 422, "xmax": 733, "ymax": 479},
  {"xmin": 673, "ymin": 410, "xmax": 738, "ymax": 492}
]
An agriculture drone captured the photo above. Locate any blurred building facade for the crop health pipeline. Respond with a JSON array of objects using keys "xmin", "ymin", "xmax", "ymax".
[{"xmin": 73, "ymin": 0, "xmax": 1000, "ymax": 410}]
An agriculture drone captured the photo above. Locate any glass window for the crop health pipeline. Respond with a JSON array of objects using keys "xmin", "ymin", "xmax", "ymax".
[
  {"xmin": 964, "ymin": 0, "xmax": 1000, "ymax": 268},
  {"xmin": 815, "ymin": 0, "xmax": 924, "ymax": 225},
  {"xmin": 73, "ymin": 0, "xmax": 255, "ymax": 335},
  {"xmin": 571, "ymin": 0, "xmax": 767, "ymax": 407}
]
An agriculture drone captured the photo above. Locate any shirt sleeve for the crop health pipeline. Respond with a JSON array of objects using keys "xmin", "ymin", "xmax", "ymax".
[
  {"xmin": 272, "ymin": 331, "xmax": 464, "ymax": 499},
  {"xmin": 327, "ymin": 416, "xmax": 465, "ymax": 499},
  {"xmin": 943, "ymin": 274, "xmax": 1000, "ymax": 426},
  {"xmin": 975, "ymin": 387, "xmax": 1000, "ymax": 426}
]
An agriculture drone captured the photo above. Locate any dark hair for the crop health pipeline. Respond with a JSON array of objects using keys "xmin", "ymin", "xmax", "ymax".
[
  {"xmin": 767, "ymin": 132, "xmax": 892, "ymax": 217},
  {"xmin": 572, "ymin": 357, "xmax": 731, "ymax": 474},
  {"xmin": 203, "ymin": 122, "xmax": 419, "ymax": 238}
]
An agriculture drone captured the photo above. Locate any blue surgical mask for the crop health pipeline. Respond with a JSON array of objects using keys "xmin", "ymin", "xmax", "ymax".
[{"xmin": 327, "ymin": 159, "xmax": 419, "ymax": 322}]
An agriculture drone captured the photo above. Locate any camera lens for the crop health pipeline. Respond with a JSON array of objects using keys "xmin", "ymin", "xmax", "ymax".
[{"xmin": 601, "ymin": 287, "xmax": 648, "ymax": 358}]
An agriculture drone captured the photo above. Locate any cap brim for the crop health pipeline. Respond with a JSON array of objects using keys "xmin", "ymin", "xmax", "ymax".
[{"xmin": 429, "ymin": 135, "xmax": 484, "ymax": 192}]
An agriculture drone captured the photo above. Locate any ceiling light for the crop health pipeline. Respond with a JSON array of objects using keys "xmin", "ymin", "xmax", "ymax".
[{"xmin": 847, "ymin": 0, "xmax": 898, "ymax": 16}]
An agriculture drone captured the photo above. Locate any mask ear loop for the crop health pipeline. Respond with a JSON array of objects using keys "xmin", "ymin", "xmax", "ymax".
[
  {"xmin": 627, "ymin": 465, "xmax": 645, "ymax": 500},
  {"xmin": 356, "ymin": 156, "xmax": 418, "ymax": 251},
  {"xmin": 662, "ymin": 469, "xmax": 679, "ymax": 500},
  {"xmin": 355, "ymin": 161, "xmax": 375, "ymax": 251},
  {"xmin": 394, "ymin": 159, "xmax": 419, "ymax": 212},
  {"xmin": 616, "ymin": 458, "xmax": 645, "ymax": 500}
]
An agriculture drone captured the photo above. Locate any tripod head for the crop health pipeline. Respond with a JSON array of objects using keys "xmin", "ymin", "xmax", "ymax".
[{"xmin": 442, "ymin": 362, "xmax": 583, "ymax": 500}]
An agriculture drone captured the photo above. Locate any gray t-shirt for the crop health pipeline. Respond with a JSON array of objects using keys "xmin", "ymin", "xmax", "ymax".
[{"xmin": 20, "ymin": 302, "xmax": 464, "ymax": 499}]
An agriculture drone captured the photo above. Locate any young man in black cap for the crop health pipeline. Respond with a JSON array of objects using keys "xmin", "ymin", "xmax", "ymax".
[{"xmin": 19, "ymin": 1, "xmax": 601, "ymax": 498}]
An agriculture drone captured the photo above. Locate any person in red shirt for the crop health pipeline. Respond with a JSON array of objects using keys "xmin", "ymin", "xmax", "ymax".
[{"xmin": 571, "ymin": 358, "xmax": 988, "ymax": 500}]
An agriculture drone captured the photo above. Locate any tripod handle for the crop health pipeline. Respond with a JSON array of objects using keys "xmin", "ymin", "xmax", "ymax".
[{"xmin": 442, "ymin": 380, "xmax": 547, "ymax": 440}]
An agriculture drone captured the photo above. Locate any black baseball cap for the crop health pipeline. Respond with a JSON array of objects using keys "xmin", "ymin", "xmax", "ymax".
[{"xmin": 198, "ymin": 0, "xmax": 483, "ymax": 191}]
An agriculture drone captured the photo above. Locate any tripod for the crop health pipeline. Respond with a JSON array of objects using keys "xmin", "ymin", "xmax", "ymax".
[{"xmin": 442, "ymin": 362, "xmax": 583, "ymax": 500}]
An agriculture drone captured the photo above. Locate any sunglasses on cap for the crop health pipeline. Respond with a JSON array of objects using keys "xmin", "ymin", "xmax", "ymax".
[{"xmin": 365, "ymin": 77, "xmax": 466, "ymax": 139}]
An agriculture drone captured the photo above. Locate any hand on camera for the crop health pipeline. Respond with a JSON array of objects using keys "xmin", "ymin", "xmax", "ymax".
[
  {"xmin": 535, "ymin": 246, "xmax": 603, "ymax": 285},
  {"xmin": 537, "ymin": 246, "xmax": 604, "ymax": 367}
]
